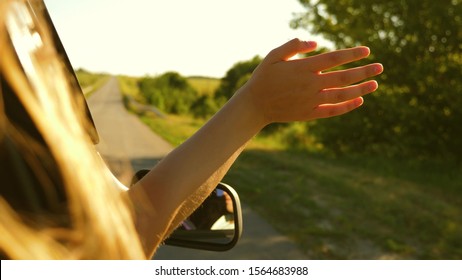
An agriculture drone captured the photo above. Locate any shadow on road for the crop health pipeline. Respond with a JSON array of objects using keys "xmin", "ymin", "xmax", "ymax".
[
  {"xmin": 100, "ymin": 155, "xmax": 162, "ymax": 186},
  {"xmin": 131, "ymin": 157, "xmax": 161, "ymax": 174},
  {"xmin": 154, "ymin": 205, "xmax": 307, "ymax": 260}
]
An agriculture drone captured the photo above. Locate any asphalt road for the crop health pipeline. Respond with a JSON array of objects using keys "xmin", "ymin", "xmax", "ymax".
[{"xmin": 86, "ymin": 77, "xmax": 307, "ymax": 259}]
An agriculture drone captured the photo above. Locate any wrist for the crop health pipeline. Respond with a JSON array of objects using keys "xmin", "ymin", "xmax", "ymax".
[{"xmin": 232, "ymin": 84, "xmax": 269, "ymax": 133}]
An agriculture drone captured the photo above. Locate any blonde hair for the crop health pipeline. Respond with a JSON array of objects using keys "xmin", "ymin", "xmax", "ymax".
[{"xmin": 0, "ymin": 0, "xmax": 144, "ymax": 259}]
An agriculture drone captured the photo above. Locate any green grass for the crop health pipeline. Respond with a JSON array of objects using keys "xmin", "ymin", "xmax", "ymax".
[
  {"xmin": 137, "ymin": 113, "xmax": 462, "ymax": 259},
  {"xmin": 225, "ymin": 150, "xmax": 462, "ymax": 259},
  {"xmin": 75, "ymin": 69, "xmax": 109, "ymax": 96},
  {"xmin": 140, "ymin": 114, "xmax": 204, "ymax": 146}
]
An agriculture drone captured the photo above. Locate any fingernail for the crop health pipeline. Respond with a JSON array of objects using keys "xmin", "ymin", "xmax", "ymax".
[
  {"xmin": 357, "ymin": 46, "xmax": 370, "ymax": 56},
  {"xmin": 369, "ymin": 81, "xmax": 378, "ymax": 91},
  {"xmin": 306, "ymin": 41, "xmax": 317, "ymax": 48},
  {"xmin": 375, "ymin": 64, "xmax": 384, "ymax": 73},
  {"xmin": 363, "ymin": 47, "xmax": 371, "ymax": 56}
]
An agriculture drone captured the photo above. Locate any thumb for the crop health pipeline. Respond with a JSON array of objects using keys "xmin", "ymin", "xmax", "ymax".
[{"xmin": 267, "ymin": 38, "xmax": 317, "ymax": 62}]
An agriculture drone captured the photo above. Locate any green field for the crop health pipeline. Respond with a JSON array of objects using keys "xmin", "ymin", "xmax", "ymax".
[{"xmin": 187, "ymin": 76, "xmax": 220, "ymax": 96}]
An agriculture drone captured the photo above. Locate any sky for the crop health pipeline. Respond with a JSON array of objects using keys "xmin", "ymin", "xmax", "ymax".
[{"xmin": 44, "ymin": 0, "xmax": 330, "ymax": 78}]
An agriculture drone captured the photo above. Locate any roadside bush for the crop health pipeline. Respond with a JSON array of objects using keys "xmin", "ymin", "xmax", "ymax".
[
  {"xmin": 138, "ymin": 72, "xmax": 198, "ymax": 115},
  {"xmin": 191, "ymin": 95, "xmax": 218, "ymax": 119}
]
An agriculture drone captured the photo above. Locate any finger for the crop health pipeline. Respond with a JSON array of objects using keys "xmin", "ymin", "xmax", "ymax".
[
  {"xmin": 319, "ymin": 63, "xmax": 383, "ymax": 89},
  {"xmin": 305, "ymin": 46, "xmax": 370, "ymax": 72},
  {"xmin": 319, "ymin": 80, "xmax": 378, "ymax": 105},
  {"xmin": 267, "ymin": 38, "xmax": 317, "ymax": 63},
  {"xmin": 310, "ymin": 97, "xmax": 364, "ymax": 119}
]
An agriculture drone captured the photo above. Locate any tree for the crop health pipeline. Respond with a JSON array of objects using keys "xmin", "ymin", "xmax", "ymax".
[
  {"xmin": 292, "ymin": 0, "xmax": 462, "ymax": 161},
  {"xmin": 191, "ymin": 95, "xmax": 218, "ymax": 119},
  {"xmin": 214, "ymin": 56, "xmax": 262, "ymax": 102}
]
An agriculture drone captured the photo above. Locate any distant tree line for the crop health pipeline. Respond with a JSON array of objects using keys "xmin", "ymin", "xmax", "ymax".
[
  {"xmin": 138, "ymin": 72, "xmax": 219, "ymax": 118},
  {"xmin": 137, "ymin": 57, "xmax": 262, "ymax": 119}
]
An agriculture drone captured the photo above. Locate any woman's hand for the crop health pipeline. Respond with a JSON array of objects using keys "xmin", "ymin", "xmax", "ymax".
[{"xmin": 243, "ymin": 39, "xmax": 384, "ymax": 126}]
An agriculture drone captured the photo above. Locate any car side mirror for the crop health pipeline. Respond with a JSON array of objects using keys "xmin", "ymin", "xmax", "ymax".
[{"xmin": 131, "ymin": 170, "xmax": 243, "ymax": 251}]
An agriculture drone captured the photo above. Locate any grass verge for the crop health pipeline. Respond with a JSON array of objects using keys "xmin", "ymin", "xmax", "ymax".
[
  {"xmin": 225, "ymin": 149, "xmax": 462, "ymax": 259},
  {"xmin": 75, "ymin": 69, "xmax": 109, "ymax": 96}
]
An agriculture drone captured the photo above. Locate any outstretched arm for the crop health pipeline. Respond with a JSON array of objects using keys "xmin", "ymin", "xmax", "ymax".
[{"xmin": 127, "ymin": 39, "xmax": 383, "ymax": 258}]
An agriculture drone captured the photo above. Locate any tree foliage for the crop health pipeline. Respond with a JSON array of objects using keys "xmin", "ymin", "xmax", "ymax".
[
  {"xmin": 292, "ymin": 0, "xmax": 462, "ymax": 161},
  {"xmin": 191, "ymin": 95, "xmax": 218, "ymax": 119},
  {"xmin": 138, "ymin": 72, "xmax": 198, "ymax": 115},
  {"xmin": 214, "ymin": 56, "xmax": 262, "ymax": 102}
]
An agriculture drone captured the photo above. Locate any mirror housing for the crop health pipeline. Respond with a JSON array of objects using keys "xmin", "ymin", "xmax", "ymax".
[
  {"xmin": 164, "ymin": 182, "xmax": 242, "ymax": 251},
  {"xmin": 131, "ymin": 170, "xmax": 243, "ymax": 251}
]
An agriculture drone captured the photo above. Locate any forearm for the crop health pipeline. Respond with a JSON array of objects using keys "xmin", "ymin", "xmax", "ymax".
[
  {"xmin": 162, "ymin": 146, "xmax": 245, "ymax": 238},
  {"xmin": 127, "ymin": 86, "xmax": 264, "ymax": 257}
]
